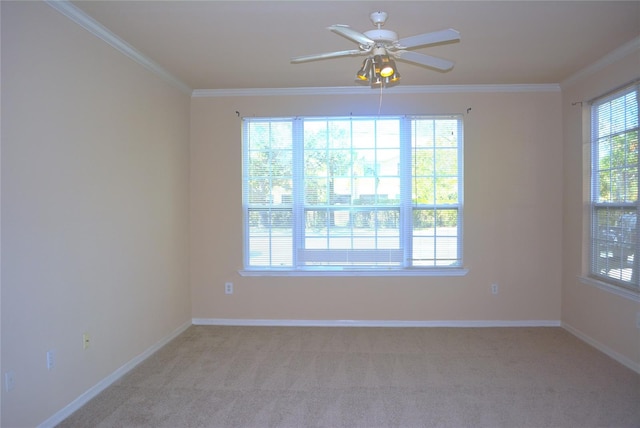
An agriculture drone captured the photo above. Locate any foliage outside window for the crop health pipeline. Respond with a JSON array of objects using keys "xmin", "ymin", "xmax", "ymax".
[
  {"xmin": 242, "ymin": 115, "xmax": 463, "ymax": 272},
  {"xmin": 590, "ymin": 83, "xmax": 639, "ymax": 292}
]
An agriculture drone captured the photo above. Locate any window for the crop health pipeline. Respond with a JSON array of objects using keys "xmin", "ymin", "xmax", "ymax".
[
  {"xmin": 590, "ymin": 83, "xmax": 639, "ymax": 292},
  {"xmin": 242, "ymin": 115, "xmax": 463, "ymax": 273}
]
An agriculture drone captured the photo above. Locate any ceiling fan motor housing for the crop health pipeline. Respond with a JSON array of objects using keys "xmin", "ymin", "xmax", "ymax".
[{"xmin": 363, "ymin": 29, "xmax": 398, "ymax": 44}]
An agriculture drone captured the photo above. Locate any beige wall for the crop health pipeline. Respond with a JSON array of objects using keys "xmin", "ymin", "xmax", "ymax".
[
  {"xmin": 1, "ymin": 2, "xmax": 191, "ymax": 426},
  {"xmin": 190, "ymin": 90, "xmax": 563, "ymax": 322},
  {"xmin": 561, "ymin": 51, "xmax": 640, "ymax": 368}
]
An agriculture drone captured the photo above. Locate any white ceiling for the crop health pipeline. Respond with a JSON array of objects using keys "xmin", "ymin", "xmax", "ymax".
[{"xmin": 70, "ymin": 1, "xmax": 640, "ymax": 90}]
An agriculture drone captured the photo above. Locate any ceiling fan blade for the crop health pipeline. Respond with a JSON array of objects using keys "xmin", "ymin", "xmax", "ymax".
[
  {"xmin": 291, "ymin": 49, "xmax": 366, "ymax": 63},
  {"xmin": 328, "ymin": 24, "xmax": 375, "ymax": 47},
  {"xmin": 397, "ymin": 28, "xmax": 460, "ymax": 49},
  {"xmin": 395, "ymin": 51, "xmax": 455, "ymax": 71}
]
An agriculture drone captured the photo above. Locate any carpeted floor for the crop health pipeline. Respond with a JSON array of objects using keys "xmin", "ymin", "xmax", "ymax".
[{"xmin": 58, "ymin": 326, "xmax": 640, "ymax": 428}]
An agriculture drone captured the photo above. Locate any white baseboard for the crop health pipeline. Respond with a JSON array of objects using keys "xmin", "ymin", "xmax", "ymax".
[
  {"xmin": 38, "ymin": 321, "xmax": 192, "ymax": 428},
  {"xmin": 192, "ymin": 318, "xmax": 561, "ymax": 328},
  {"xmin": 36, "ymin": 318, "xmax": 637, "ymax": 427},
  {"xmin": 562, "ymin": 322, "xmax": 640, "ymax": 375}
]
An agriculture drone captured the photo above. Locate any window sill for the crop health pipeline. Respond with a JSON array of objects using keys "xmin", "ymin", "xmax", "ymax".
[
  {"xmin": 578, "ymin": 276, "xmax": 640, "ymax": 302},
  {"xmin": 239, "ymin": 268, "xmax": 469, "ymax": 277}
]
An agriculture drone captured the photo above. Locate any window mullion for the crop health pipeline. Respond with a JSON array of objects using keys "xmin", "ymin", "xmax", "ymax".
[
  {"xmin": 292, "ymin": 118, "xmax": 304, "ymax": 268},
  {"xmin": 400, "ymin": 116, "xmax": 413, "ymax": 267},
  {"xmin": 241, "ymin": 119, "xmax": 250, "ymax": 269},
  {"xmin": 456, "ymin": 118, "xmax": 464, "ymax": 264}
]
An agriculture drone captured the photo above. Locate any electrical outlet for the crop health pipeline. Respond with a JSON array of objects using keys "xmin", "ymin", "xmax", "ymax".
[
  {"xmin": 225, "ymin": 282, "xmax": 233, "ymax": 295},
  {"xmin": 5, "ymin": 371, "xmax": 15, "ymax": 392},
  {"xmin": 491, "ymin": 283, "xmax": 499, "ymax": 295},
  {"xmin": 46, "ymin": 350, "xmax": 56, "ymax": 370},
  {"xmin": 83, "ymin": 332, "xmax": 91, "ymax": 350}
]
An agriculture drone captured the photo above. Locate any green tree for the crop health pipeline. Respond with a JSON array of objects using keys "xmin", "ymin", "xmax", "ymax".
[
  {"xmin": 412, "ymin": 120, "xmax": 460, "ymax": 228},
  {"xmin": 598, "ymin": 131, "xmax": 638, "ymax": 203},
  {"xmin": 246, "ymin": 121, "xmax": 293, "ymax": 228},
  {"xmin": 303, "ymin": 120, "xmax": 362, "ymax": 227}
]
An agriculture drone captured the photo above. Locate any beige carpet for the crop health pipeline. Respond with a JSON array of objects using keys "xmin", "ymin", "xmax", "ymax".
[{"xmin": 58, "ymin": 326, "xmax": 640, "ymax": 428}]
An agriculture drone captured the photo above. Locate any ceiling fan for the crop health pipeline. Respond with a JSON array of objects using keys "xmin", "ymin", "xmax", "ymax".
[{"xmin": 291, "ymin": 11, "xmax": 460, "ymax": 88}]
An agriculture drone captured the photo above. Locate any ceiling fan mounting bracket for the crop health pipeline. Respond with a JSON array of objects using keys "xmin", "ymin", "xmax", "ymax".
[{"xmin": 370, "ymin": 11, "xmax": 388, "ymax": 27}]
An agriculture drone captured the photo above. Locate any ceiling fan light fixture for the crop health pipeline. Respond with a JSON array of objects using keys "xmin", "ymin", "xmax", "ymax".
[
  {"xmin": 372, "ymin": 54, "xmax": 383, "ymax": 73},
  {"xmin": 379, "ymin": 57, "xmax": 396, "ymax": 78},
  {"xmin": 384, "ymin": 73, "xmax": 400, "ymax": 87},
  {"xmin": 371, "ymin": 72, "xmax": 384, "ymax": 87},
  {"xmin": 366, "ymin": 54, "xmax": 399, "ymax": 88},
  {"xmin": 356, "ymin": 57, "xmax": 372, "ymax": 81},
  {"xmin": 381, "ymin": 58, "xmax": 397, "ymax": 78},
  {"xmin": 380, "ymin": 67, "xmax": 393, "ymax": 77}
]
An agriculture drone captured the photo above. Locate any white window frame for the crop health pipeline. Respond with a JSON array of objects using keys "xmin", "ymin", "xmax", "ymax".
[
  {"xmin": 241, "ymin": 115, "xmax": 467, "ymax": 276},
  {"xmin": 587, "ymin": 82, "xmax": 639, "ymax": 298}
]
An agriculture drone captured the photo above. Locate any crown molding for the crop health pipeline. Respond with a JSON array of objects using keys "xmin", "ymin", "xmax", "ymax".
[
  {"xmin": 561, "ymin": 36, "xmax": 640, "ymax": 88},
  {"xmin": 192, "ymin": 83, "xmax": 560, "ymax": 98},
  {"xmin": 45, "ymin": 0, "xmax": 192, "ymax": 95}
]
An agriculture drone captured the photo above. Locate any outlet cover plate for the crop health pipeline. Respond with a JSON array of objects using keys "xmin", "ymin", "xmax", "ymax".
[
  {"xmin": 5, "ymin": 371, "xmax": 15, "ymax": 392},
  {"xmin": 46, "ymin": 350, "xmax": 56, "ymax": 370}
]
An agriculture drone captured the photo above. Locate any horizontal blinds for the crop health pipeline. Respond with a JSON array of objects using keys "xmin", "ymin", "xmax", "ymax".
[
  {"xmin": 590, "ymin": 83, "xmax": 639, "ymax": 289},
  {"xmin": 243, "ymin": 119, "xmax": 295, "ymax": 268}
]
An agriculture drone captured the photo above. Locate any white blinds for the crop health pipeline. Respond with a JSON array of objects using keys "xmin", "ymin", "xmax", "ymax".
[{"xmin": 590, "ymin": 83, "xmax": 639, "ymax": 289}]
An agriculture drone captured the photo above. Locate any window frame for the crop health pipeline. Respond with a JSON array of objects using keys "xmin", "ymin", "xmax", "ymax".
[
  {"xmin": 587, "ymin": 82, "xmax": 639, "ymax": 297},
  {"xmin": 240, "ymin": 115, "xmax": 467, "ymax": 276}
]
